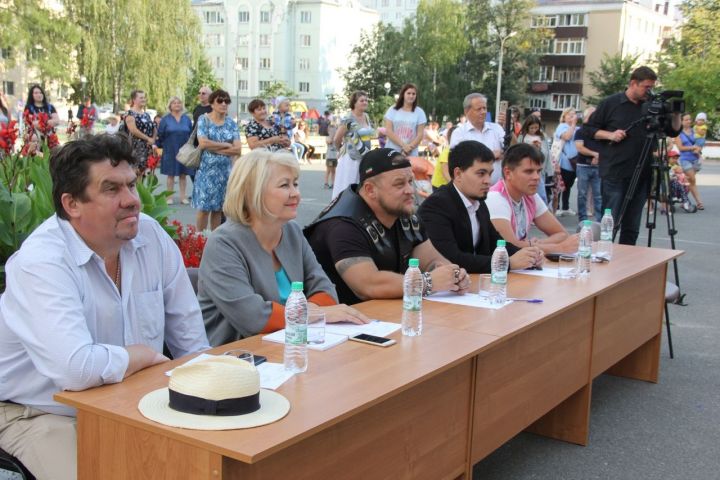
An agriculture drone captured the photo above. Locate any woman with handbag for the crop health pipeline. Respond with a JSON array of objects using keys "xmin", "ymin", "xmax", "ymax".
[
  {"xmin": 157, "ymin": 96, "xmax": 194, "ymax": 204},
  {"xmin": 331, "ymin": 90, "xmax": 374, "ymax": 199},
  {"xmin": 193, "ymin": 89, "xmax": 243, "ymax": 231}
]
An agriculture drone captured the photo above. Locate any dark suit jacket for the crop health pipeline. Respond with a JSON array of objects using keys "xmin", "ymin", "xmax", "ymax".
[{"xmin": 418, "ymin": 184, "xmax": 519, "ymax": 273}]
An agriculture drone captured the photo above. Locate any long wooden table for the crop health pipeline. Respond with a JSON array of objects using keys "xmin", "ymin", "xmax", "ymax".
[{"xmin": 55, "ymin": 245, "xmax": 680, "ymax": 479}]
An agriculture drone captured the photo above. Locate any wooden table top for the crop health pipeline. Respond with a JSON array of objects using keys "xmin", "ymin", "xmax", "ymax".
[
  {"xmin": 54, "ymin": 244, "xmax": 680, "ymax": 464},
  {"xmin": 55, "ymin": 321, "xmax": 495, "ymax": 464}
]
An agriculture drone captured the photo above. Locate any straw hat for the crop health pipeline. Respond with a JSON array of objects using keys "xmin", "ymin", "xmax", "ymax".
[{"xmin": 138, "ymin": 356, "xmax": 290, "ymax": 430}]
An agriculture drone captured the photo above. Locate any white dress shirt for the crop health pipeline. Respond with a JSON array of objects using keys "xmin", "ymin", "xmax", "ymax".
[
  {"xmin": 0, "ymin": 214, "xmax": 209, "ymax": 415},
  {"xmin": 450, "ymin": 121, "xmax": 506, "ymax": 184},
  {"xmin": 454, "ymin": 184, "xmax": 480, "ymax": 247}
]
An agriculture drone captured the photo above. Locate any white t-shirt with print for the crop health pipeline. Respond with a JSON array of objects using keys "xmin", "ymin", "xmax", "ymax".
[{"xmin": 384, "ymin": 106, "xmax": 427, "ymax": 156}]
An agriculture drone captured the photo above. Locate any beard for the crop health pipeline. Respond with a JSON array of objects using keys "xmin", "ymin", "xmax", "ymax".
[{"xmin": 378, "ymin": 195, "xmax": 414, "ymax": 218}]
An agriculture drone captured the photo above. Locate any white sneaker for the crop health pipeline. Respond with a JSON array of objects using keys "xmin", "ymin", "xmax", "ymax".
[
  {"xmin": 556, "ymin": 209, "xmax": 566, "ymax": 217},
  {"xmin": 565, "ymin": 209, "xmax": 577, "ymax": 216}
]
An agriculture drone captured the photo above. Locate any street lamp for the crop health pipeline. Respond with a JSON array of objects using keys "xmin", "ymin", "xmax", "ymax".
[
  {"xmin": 80, "ymin": 75, "xmax": 87, "ymax": 100},
  {"xmin": 234, "ymin": 61, "xmax": 242, "ymax": 120},
  {"xmin": 383, "ymin": 82, "xmax": 391, "ymax": 96},
  {"xmin": 495, "ymin": 31, "xmax": 517, "ymax": 123}
]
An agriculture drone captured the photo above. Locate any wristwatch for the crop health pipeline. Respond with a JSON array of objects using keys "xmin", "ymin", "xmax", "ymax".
[{"xmin": 422, "ymin": 271, "xmax": 433, "ymax": 297}]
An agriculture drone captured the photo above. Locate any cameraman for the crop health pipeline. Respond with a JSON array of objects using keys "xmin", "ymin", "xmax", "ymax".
[{"xmin": 585, "ymin": 66, "xmax": 680, "ymax": 245}]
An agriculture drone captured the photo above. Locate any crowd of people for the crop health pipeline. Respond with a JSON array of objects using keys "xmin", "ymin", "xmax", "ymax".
[{"xmin": 0, "ymin": 65, "xmax": 714, "ymax": 480}]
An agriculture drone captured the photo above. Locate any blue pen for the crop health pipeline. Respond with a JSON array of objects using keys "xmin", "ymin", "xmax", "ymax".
[{"xmin": 507, "ymin": 298, "xmax": 543, "ymax": 303}]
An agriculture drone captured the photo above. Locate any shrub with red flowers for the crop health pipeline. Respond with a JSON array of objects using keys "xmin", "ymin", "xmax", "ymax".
[
  {"xmin": 22, "ymin": 111, "xmax": 59, "ymax": 155},
  {"xmin": 0, "ymin": 120, "xmax": 18, "ymax": 156},
  {"xmin": 172, "ymin": 221, "xmax": 207, "ymax": 268}
]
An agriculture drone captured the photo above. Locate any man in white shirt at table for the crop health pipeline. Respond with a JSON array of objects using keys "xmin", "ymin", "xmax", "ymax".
[
  {"xmin": 450, "ymin": 93, "xmax": 506, "ymax": 184},
  {"xmin": 0, "ymin": 134, "xmax": 210, "ymax": 480}
]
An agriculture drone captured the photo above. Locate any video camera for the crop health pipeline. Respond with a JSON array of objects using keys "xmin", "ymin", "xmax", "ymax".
[{"xmin": 641, "ymin": 90, "xmax": 685, "ymax": 136}]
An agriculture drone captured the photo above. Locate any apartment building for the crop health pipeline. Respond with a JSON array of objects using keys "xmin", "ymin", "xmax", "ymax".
[
  {"xmin": 192, "ymin": 0, "xmax": 378, "ymax": 116},
  {"xmin": 359, "ymin": 0, "xmax": 418, "ymax": 28},
  {"xmin": 527, "ymin": 0, "xmax": 676, "ymax": 119}
]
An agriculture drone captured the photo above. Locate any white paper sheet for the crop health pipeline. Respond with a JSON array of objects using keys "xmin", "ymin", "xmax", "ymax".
[
  {"xmin": 262, "ymin": 330, "xmax": 348, "ymax": 351},
  {"xmin": 425, "ymin": 292, "xmax": 512, "ymax": 309},
  {"xmin": 324, "ymin": 320, "xmax": 401, "ymax": 337},
  {"xmin": 511, "ymin": 268, "xmax": 560, "ymax": 279},
  {"xmin": 165, "ymin": 354, "xmax": 295, "ymax": 390}
]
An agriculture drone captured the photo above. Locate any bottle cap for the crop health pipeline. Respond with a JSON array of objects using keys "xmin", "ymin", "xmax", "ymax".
[
  {"xmin": 497, "ymin": 240, "xmax": 506, "ymax": 247},
  {"xmin": 408, "ymin": 258, "xmax": 420, "ymax": 267},
  {"xmin": 604, "ymin": 208, "xmax": 612, "ymax": 214},
  {"xmin": 583, "ymin": 220, "xmax": 592, "ymax": 226},
  {"xmin": 291, "ymin": 281, "xmax": 304, "ymax": 291}
]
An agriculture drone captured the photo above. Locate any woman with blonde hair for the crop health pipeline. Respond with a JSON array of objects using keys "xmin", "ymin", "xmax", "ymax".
[
  {"xmin": 157, "ymin": 95, "xmax": 194, "ymax": 204},
  {"xmin": 553, "ymin": 107, "xmax": 579, "ymax": 216},
  {"xmin": 199, "ymin": 149, "xmax": 368, "ymax": 345}
]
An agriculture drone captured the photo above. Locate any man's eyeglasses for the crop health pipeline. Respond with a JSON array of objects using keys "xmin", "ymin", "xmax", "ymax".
[{"xmin": 215, "ymin": 98, "xmax": 231, "ymax": 105}]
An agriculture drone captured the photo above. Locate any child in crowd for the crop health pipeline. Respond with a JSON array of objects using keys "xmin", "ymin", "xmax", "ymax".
[
  {"xmin": 324, "ymin": 118, "xmax": 338, "ymax": 188},
  {"xmin": 668, "ymin": 150, "xmax": 695, "ymax": 213},
  {"xmin": 694, "ymin": 112, "xmax": 708, "ymax": 149}
]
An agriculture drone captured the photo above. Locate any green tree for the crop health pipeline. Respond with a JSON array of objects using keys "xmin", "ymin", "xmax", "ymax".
[
  {"xmin": 0, "ymin": 0, "xmax": 80, "ymax": 83},
  {"xmin": 658, "ymin": 0, "xmax": 720, "ymax": 138},
  {"xmin": 584, "ymin": 53, "xmax": 640, "ymax": 105},
  {"xmin": 258, "ymin": 81, "xmax": 298, "ymax": 102},
  {"xmin": 464, "ymin": 0, "xmax": 550, "ymax": 118},
  {"xmin": 325, "ymin": 93, "xmax": 347, "ymax": 114},
  {"xmin": 65, "ymin": 0, "xmax": 201, "ymax": 112},
  {"xmin": 184, "ymin": 56, "xmax": 221, "ymax": 110}
]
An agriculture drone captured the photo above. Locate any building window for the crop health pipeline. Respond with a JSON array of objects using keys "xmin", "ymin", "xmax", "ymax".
[
  {"xmin": 557, "ymin": 13, "xmax": 586, "ymax": 27},
  {"xmin": 240, "ymin": 102, "xmax": 247, "ymax": 113},
  {"xmin": 553, "ymin": 38, "xmax": 584, "ymax": 55},
  {"xmin": 203, "ymin": 10, "xmax": 224, "ymax": 24},
  {"xmin": 237, "ymin": 34, "xmax": 249, "ymax": 46},
  {"xmin": 204, "ymin": 34, "xmax": 224, "ymax": 47},
  {"xmin": 259, "ymin": 80, "xmax": 271, "ymax": 91},
  {"xmin": 535, "ymin": 66, "xmax": 554, "ymax": 82},
  {"xmin": 531, "ymin": 15, "xmax": 557, "ymax": 28},
  {"xmin": 238, "ymin": 10, "xmax": 249, "ymax": 23},
  {"xmin": 236, "ymin": 57, "xmax": 249, "ymax": 69},
  {"xmin": 1, "ymin": 81, "xmax": 14, "ymax": 96},
  {"xmin": 536, "ymin": 39, "xmax": 554, "ymax": 54},
  {"xmin": 260, "ymin": 10, "xmax": 271, "ymax": 23},
  {"xmin": 260, "ymin": 58, "xmax": 271, "ymax": 70},
  {"xmin": 0, "ymin": 47, "xmax": 11, "ymax": 59},
  {"xmin": 299, "ymin": 82, "xmax": 310, "ymax": 93},
  {"xmin": 551, "ymin": 94, "xmax": 580, "ymax": 110},
  {"xmin": 238, "ymin": 79, "xmax": 248, "ymax": 92},
  {"xmin": 300, "ymin": 11, "xmax": 311, "ymax": 23},
  {"xmin": 259, "ymin": 34, "xmax": 270, "ymax": 47},
  {"xmin": 554, "ymin": 67, "xmax": 583, "ymax": 83},
  {"xmin": 213, "ymin": 56, "xmax": 224, "ymax": 68},
  {"xmin": 299, "ymin": 58, "xmax": 310, "ymax": 70},
  {"xmin": 300, "ymin": 34, "xmax": 311, "ymax": 47},
  {"xmin": 528, "ymin": 95, "xmax": 548, "ymax": 109}
]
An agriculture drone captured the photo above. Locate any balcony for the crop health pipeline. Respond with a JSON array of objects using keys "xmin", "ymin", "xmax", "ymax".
[
  {"xmin": 541, "ymin": 55, "xmax": 585, "ymax": 67},
  {"xmin": 554, "ymin": 26, "xmax": 588, "ymax": 38}
]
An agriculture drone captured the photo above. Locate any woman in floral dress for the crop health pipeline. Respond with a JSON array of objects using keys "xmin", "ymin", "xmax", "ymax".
[
  {"xmin": 245, "ymin": 98, "xmax": 290, "ymax": 151},
  {"xmin": 124, "ymin": 90, "xmax": 156, "ymax": 173},
  {"xmin": 193, "ymin": 89, "xmax": 243, "ymax": 231}
]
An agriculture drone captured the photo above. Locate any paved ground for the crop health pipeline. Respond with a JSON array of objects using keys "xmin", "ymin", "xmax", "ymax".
[{"xmin": 2, "ymin": 158, "xmax": 718, "ymax": 480}]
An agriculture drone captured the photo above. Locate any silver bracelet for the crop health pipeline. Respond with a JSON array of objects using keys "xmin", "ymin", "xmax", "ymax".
[{"xmin": 422, "ymin": 271, "xmax": 433, "ymax": 297}]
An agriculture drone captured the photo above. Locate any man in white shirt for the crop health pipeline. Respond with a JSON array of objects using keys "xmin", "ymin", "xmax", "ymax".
[
  {"xmin": 0, "ymin": 134, "xmax": 210, "ymax": 480},
  {"xmin": 450, "ymin": 93, "xmax": 506, "ymax": 184},
  {"xmin": 486, "ymin": 143, "xmax": 578, "ymax": 254}
]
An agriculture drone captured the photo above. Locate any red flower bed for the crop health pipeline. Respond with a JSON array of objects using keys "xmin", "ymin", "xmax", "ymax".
[{"xmin": 172, "ymin": 221, "xmax": 207, "ymax": 268}]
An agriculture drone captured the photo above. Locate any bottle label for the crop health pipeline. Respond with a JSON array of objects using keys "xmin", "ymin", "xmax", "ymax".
[
  {"xmin": 600, "ymin": 232, "xmax": 612, "ymax": 241},
  {"xmin": 491, "ymin": 271, "xmax": 507, "ymax": 285},
  {"xmin": 579, "ymin": 246, "xmax": 592, "ymax": 258},
  {"xmin": 286, "ymin": 325, "xmax": 307, "ymax": 345},
  {"xmin": 403, "ymin": 295, "xmax": 422, "ymax": 311}
]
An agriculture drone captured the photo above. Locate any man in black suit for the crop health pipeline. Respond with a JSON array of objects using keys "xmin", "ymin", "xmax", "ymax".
[{"xmin": 418, "ymin": 140, "xmax": 543, "ymax": 273}]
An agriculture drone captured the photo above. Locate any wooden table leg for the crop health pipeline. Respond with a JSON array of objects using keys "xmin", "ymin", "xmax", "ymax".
[{"xmin": 525, "ymin": 383, "xmax": 591, "ymax": 445}]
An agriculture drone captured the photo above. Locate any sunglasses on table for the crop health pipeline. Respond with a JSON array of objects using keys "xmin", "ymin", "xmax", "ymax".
[{"xmin": 215, "ymin": 98, "xmax": 232, "ymax": 105}]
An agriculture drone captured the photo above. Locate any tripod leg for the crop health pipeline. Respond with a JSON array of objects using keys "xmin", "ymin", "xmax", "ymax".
[{"xmin": 665, "ymin": 302, "xmax": 675, "ymax": 359}]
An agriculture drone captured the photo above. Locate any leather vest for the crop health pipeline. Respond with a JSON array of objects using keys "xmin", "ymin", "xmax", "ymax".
[{"xmin": 304, "ymin": 186, "xmax": 424, "ymax": 269}]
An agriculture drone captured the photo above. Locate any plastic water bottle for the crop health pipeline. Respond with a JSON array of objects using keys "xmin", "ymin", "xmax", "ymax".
[
  {"xmin": 597, "ymin": 209, "xmax": 614, "ymax": 261},
  {"xmin": 490, "ymin": 240, "xmax": 509, "ymax": 304},
  {"xmin": 284, "ymin": 281, "xmax": 308, "ymax": 373},
  {"xmin": 402, "ymin": 258, "xmax": 424, "ymax": 336},
  {"xmin": 578, "ymin": 220, "xmax": 593, "ymax": 276}
]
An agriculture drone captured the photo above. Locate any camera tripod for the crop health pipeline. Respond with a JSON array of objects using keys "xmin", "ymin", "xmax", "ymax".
[{"xmin": 614, "ymin": 126, "xmax": 684, "ymax": 302}]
